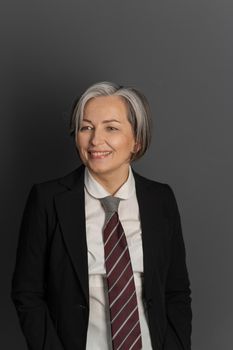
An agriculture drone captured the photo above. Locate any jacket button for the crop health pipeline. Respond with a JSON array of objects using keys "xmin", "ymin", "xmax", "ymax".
[
  {"xmin": 147, "ymin": 299, "xmax": 153, "ymax": 308},
  {"xmin": 78, "ymin": 304, "xmax": 87, "ymax": 309}
]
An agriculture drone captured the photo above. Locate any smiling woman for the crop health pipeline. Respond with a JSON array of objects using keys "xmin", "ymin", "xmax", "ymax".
[
  {"xmin": 75, "ymin": 95, "xmax": 142, "ymax": 194},
  {"xmin": 11, "ymin": 81, "xmax": 192, "ymax": 350}
]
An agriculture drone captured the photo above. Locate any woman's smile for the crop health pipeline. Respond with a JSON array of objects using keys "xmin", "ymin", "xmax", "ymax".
[{"xmin": 88, "ymin": 151, "xmax": 113, "ymax": 159}]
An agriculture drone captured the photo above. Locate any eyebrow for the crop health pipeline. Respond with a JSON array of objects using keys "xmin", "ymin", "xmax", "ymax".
[{"xmin": 82, "ymin": 118, "xmax": 121, "ymax": 124}]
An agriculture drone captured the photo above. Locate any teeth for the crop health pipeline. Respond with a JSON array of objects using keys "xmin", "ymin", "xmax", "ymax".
[{"xmin": 90, "ymin": 151, "xmax": 111, "ymax": 156}]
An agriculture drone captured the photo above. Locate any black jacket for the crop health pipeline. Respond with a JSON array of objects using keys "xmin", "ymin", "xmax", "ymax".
[{"xmin": 11, "ymin": 164, "xmax": 192, "ymax": 349}]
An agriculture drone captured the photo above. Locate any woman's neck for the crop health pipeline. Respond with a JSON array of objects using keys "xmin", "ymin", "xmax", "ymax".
[{"xmin": 88, "ymin": 167, "xmax": 130, "ymax": 195}]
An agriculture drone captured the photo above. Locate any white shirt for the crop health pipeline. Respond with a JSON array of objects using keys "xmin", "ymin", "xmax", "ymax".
[{"xmin": 84, "ymin": 166, "xmax": 153, "ymax": 349}]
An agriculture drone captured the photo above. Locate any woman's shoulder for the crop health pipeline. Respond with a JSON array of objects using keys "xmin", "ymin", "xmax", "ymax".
[
  {"xmin": 132, "ymin": 167, "xmax": 175, "ymax": 193},
  {"xmin": 30, "ymin": 164, "xmax": 85, "ymax": 198},
  {"xmin": 132, "ymin": 167, "xmax": 179, "ymax": 210}
]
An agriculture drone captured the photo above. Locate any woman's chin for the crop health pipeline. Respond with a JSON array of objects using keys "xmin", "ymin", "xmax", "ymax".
[{"xmin": 86, "ymin": 164, "xmax": 109, "ymax": 175}]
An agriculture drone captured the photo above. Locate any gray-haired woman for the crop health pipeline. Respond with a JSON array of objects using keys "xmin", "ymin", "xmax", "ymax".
[{"xmin": 11, "ymin": 81, "xmax": 192, "ymax": 350}]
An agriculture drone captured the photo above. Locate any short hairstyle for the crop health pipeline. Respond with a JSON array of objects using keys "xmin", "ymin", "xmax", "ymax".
[{"xmin": 69, "ymin": 81, "xmax": 153, "ymax": 161}]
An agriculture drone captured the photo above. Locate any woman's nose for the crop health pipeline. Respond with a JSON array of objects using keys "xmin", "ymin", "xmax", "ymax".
[{"xmin": 90, "ymin": 129, "xmax": 104, "ymax": 145}]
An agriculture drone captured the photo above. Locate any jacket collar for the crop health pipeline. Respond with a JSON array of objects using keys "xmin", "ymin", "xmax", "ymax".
[{"xmin": 57, "ymin": 163, "xmax": 152, "ymax": 192}]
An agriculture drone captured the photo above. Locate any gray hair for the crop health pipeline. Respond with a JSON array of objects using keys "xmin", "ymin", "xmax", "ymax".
[{"xmin": 70, "ymin": 81, "xmax": 152, "ymax": 161}]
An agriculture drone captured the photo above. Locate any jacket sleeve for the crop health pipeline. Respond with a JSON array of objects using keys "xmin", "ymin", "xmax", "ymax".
[
  {"xmin": 163, "ymin": 185, "xmax": 192, "ymax": 350},
  {"xmin": 11, "ymin": 184, "xmax": 64, "ymax": 350}
]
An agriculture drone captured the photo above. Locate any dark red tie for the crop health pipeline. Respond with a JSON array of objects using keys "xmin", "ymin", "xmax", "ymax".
[{"xmin": 100, "ymin": 196, "xmax": 142, "ymax": 350}]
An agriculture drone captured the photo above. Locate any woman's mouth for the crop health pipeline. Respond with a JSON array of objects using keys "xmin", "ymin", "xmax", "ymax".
[{"xmin": 88, "ymin": 151, "xmax": 112, "ymax": 159}]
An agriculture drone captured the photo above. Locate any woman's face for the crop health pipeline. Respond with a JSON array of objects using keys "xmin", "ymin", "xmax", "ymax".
[{"xmin": 76, "ymin": 95, "xmax": 140, "ymax": 182}]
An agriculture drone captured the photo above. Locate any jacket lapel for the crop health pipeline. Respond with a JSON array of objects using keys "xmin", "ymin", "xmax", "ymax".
[
  {"xmin": 133, "ymin": 170, "xmax": 162, "ymax": 302},
  {"xmin": 54, "ymin": 164, "xmax": 89, "ymax": 305}
]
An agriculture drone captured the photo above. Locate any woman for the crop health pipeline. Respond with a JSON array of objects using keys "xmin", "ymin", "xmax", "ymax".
[{"xmin": 11, "ymin": 81, "xmax": 192, "ymax": 350}]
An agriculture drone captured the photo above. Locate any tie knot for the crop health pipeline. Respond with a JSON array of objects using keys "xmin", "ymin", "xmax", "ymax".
[{"xmin": 100, "ymin": 196, "xmax": 120, "ymax": 214}]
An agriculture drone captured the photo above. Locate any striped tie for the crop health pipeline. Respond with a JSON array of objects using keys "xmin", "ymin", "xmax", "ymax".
[{"xmin": 100, "ymin": 196, "xmax": 142, "ymax": 350}]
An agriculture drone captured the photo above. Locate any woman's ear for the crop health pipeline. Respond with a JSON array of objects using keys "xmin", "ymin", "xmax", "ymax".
[{"xmin": 133, "ymin": 142, "xmax": 141, "ymax": 153}]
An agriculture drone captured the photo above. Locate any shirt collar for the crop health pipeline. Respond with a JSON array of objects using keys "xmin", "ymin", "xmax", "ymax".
[{"xmin": 84, "ymin": 166, "xmax": 135, "ymax": 200}]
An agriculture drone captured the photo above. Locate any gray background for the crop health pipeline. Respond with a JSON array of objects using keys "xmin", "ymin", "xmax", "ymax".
[{"xmin": 1, "ymin": 0, "xmax": 232, "ymax": 349}]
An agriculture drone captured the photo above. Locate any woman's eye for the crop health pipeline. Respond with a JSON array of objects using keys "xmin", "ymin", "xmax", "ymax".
[
  {"xmin": 80, "ymin": 126, "xmax": 92, "ymax": 131},
  {"xmin": 107, "ymin": 126, "xmax": 118, "ymax": 131}
]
